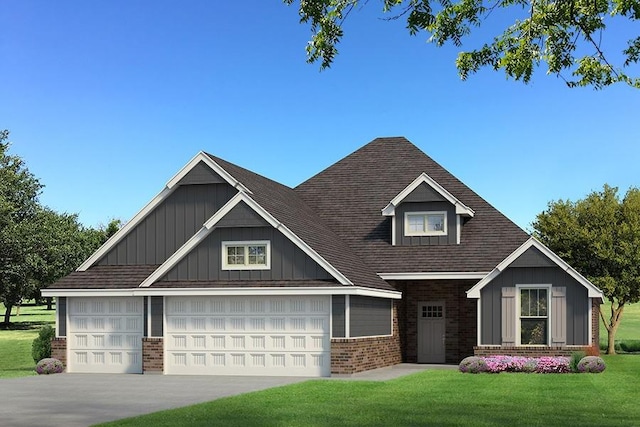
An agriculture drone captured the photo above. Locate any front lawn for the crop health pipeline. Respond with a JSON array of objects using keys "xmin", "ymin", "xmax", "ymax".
[
  {"xmin": 98, "ymin": 355, "xmax": 640, "ymax": 427},
  {"xmin": 0, "ymin": 303, "xmax": 55, "ymax": 378}
]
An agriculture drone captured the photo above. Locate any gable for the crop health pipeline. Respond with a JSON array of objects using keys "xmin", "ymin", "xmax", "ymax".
[
  {"xmin": 510, "ymin": 246, "xmax": 557, "ymax": 268},
  {"xmin": 97, "ymin": 183, "xmax": 237, "ymax": 266},
  {"xmin": 216, "ymin": 201, "xmax": 270, "ymax": 228},
  {"xmin": 177, "ymin": 160, "xmax": 228, "ymax": 185},
  {"xmin": 402, "ymin": 182, "xmax": 447, "ymax": 203},
  {"xmin": 160, "ymin": 225, "xmax": 335, "ymax": 282}
]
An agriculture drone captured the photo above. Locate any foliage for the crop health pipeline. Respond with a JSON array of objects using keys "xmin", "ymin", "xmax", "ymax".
[
  {"xmin": 533, "ymin": 184, "xmax": 640, "ymax": 354},
  {"xmin": 460, "ymin": 355, "xmax": 570, "ymax": 373},
  {"xmin": 570, "ymin": 351, "xmax": 586, "ymax": 372},
  {"xmin": 31, "ymin": 324, "xmax": 55, "ymax": 362},
  {"xmin": 577, "ymin": 355, "xmax": 607, "ymax": 373},
  {"xmin": 35, "ymin": 357, "xmax": 63, "ymax": 375},
  {"xmin": 98, "ymin": 355, "xmax": 639, "ymax": 427},
  {"xmin": 284, "ymin": 0, "xmax": 640, "ymax": 89}
]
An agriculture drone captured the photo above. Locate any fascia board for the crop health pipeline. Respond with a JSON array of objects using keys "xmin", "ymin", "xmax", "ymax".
[
  {"xmin": 42, "ymin": 286, "xmax": 402, "ymax": 299},
  {"xmin": 140, "ymin": 192, "xmax": 353, "ymax": 288},
  {"xmin": 77, "ymin": 186, "xmax": 174, "ymax": 271},
  {"xmin": 166, "ymin": 152, "xmax": 252, "ymax": 194},
  {"xmin": 466, "ymin": 237, "xmax": 605, "ymax": 300},
  {"xmin": 382, "ymin": 172, "xmax": 474, "ymax": 217}
]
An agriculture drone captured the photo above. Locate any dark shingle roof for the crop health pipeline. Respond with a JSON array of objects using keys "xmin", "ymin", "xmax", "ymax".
[
  {"xmin": 47, "ymin": 265, "xmax": 160, "ymax": 289},
  {"xmin": 295, "ymin": 137, "xmax": 529, "ymax": 273},
  {"xmin": 205, "ymin": 153, "xmax": 395, "ymax": 291}
]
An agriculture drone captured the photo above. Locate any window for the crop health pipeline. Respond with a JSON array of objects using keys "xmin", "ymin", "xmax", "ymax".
[
  {"xmin": 404, "ymin": 212, "xmax": 447, "ymax": 236},
  {"xmin": 519, "ymin": 287, "xmax": 549, "ymax": 345},
  {"xmin": 222, "ymin": 241, "xmax": 270, "ymax": 270}
]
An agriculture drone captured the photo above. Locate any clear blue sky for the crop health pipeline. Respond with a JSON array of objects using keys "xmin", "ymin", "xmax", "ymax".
[{"xmin": 2, "ymin": 1, "xmax": 638, "ymax": 232}]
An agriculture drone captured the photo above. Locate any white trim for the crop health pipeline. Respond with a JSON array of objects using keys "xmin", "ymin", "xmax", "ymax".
[
  {"xmin": 404, "ymin": 211, "xmax": 447, "ymax": 237},
  {"xmin": 139, "ymin": 192, "xmax": 353, "ymax": 288},
  {"xmin": 221, "ymin": 240, "xmax": 271, "ymax": 270},
  {"xmin": 391, "ymin": 216, "xmax": 396, "ymax": 246},
  {"xmin": 588, "ymin": 299, "xmax": 593, "ymax": 347},
  {"xmin": 41, "ymin": 286, "xmax": 402, "ymax": 299},
  {"xmin": 345, "ymin": 295, "xmax": 350, "ymax": 339},
  {"xmin": 378, "ymin": 272, "xmax": 489, "ymax": 280},
  {"xmin": 476, "ymin": 299, "xmax": 481, "ymax": 346},
  {"xmin": 381, "ymin": 172, "xmax": 474, "ymax": 218},
  {"xmin": 466, "ymin": 237, "xmax": 605, "ymax": 300},
  {"xmin": 146, "ymin": 296, "xmax": 151, "ymax": 338},
  {"xmin": 515, "ymin": 284, "xmax": 552, "ymax": 346},
  {"xmin": 55, "ymin": 298, "xmax": 60, "ymax": 337},
  {"xmin": 77, "ymin": 152, "xmax": 251, "ymax": 271},
  {"xmin": 456, "ymin": 215, "xmax": 461, "ymax": 244}
]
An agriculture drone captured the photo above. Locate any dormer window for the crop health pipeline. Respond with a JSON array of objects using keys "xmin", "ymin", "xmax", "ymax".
[{"xmin": 405, "ymin": 212, "xmax": 447, "ymax": 236}]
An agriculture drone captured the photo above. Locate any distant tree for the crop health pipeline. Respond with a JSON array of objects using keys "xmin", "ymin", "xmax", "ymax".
[
  {"xmin": 533, "ymin": 185, "xmax": 640, "ymax": 354},
  {"xmin": 284, "ymin": 0, "xmax": 640, "ymax": 89}
]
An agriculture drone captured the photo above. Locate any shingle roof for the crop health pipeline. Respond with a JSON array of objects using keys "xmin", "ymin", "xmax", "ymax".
[
  {"xmin": 295, "ymin": 137, "xmax": 529, "ymax": 273},
  {"xmin": 47, "ymin": 265, "xmax": 160, "ymax": 289},
  {"xmin": 152, "ymin": 280, "xmax": 338, "ymax": 288},
  {"xmin": 205, "ymin": 153, "xmax": 395, "ymax": 291}
]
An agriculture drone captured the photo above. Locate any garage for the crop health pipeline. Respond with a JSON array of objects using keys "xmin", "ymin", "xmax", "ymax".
[
  {"xmin": 165, "ymin": 295, "xmax": 331, "ymax": 376},
  {"xmin": 67, "ymin": 297, "xmax": 144, "ymax": 373}
]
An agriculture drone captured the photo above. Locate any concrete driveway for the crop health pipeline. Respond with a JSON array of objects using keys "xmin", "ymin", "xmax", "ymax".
[{"xmin": 0, "ymin": 374, "xmax": 310, "ymax": 427}]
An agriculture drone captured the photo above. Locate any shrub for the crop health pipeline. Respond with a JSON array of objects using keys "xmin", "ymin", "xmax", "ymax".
[
  {"xmin": 619, "ymin": 340, "xmax": 640, "ymax": 353},
  {"xmin": 32, "ymin": 325, "xmax": 55, "ymax": 363},
  {"xmin": 584, "ymin": 345, "xmax": 600, "ymax": 356},
  {"xmin": 35, "ymin": 358, "xmax": 64, "ymax": 375},
  {"xmin": 459, "ymin": 356, "xmax": 487, "ymax": 373},
  {"xmin": 570, "ymin": 351, "xmax": 586, "ymax": 372},
  {"xmin": 577, "ymin": 356, "xmax": 606, "ymax": 373},
  {"xmin": 535, "ymin": 356, "xmax": 571, "ymax": 373}
]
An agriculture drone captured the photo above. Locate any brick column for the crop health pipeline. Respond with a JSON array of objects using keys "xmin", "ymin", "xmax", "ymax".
[
  {"xmin": 142, "ymin": 338, "xmax": 164, "ymax": 373},
  {"xmin": 51, "ymin": 338, "xmax": 67, "ymax": 369}
]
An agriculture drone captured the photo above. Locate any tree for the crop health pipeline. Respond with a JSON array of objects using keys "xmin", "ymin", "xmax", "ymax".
[
  {"xmin": 533, "ymin": 184, "xmax": 640, "ymax": 354},
  {"xmin": 284, "ymin": 0, "xmax": 640, "ymax": 89}
]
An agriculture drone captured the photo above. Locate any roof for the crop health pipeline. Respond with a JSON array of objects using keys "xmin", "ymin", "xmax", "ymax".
[
  {"xmin": 295, "ymin": 137, "xmax": 530, "ymax": 273},
  {"xmin": 466, "ymin": 237, "xmax": 605, "ymax": 300},
  {"xmin": 48, "ymin": 265, "xmax": 160, "ymax": 289}
]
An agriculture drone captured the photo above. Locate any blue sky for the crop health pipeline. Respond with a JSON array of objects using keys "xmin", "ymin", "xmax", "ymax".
[{"xmin": 2, "ymin": 1, "xmax": 638, "ymax": 232}]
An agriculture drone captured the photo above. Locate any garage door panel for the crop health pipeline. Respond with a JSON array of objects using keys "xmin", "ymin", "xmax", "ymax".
[
  {"xmin": 165, "ymin": 296, "xmax": 330, "ymax": 376},
  {"xmin": 68, "ymin": 297, "xmax": 143, "ymax": 374}
]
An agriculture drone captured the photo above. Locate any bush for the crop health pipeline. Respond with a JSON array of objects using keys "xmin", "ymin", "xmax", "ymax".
[
  {"xmin": 459, "ymin": 356, "xmax": 487, "ymax": 373},
  {"xmin": 32, "ymin": 325, "xmax": 55, "ymax": 363},
  {"xmin": 577, "ymin": 356, "xmax": 606, "ymax": 373},
  {"xmin": 570, "ymin": 351, "xmax": 586, "ymax": 372},
  {"xmin": 535, "ymin": 356, "xmax": 571, "ymax": 373},
  {"xmin": 35, "ymin": 358, "xmax": 64, "ymax": 375},
  {"xmin": 619, "ymin": 340, "xmax": 640, "ymax": 353}
]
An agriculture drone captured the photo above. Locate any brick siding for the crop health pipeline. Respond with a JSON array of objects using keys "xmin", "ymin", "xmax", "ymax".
[
  {"xmin": 474, "ymin": 346, "xmax": 596, "ymax": 357},
  {"xmin": 142, "ymin": 338, "xmax": 164, "ymax": 373},
  {"xmin": 330, "ymin": 301, "xmax": 401, "ymax": 374},
  {"xmin": 51, "ymin": 338, "xmax": 67, "ymax": 369}
]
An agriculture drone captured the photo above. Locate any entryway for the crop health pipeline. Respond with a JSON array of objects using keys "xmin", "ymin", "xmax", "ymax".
[{"xmin": 417, "ymin": 301, "xmax": 446, "ymax": 363}]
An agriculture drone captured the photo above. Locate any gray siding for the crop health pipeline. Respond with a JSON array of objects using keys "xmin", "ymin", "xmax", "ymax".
[
  {"xmin": 162, "ymin": 227, "xmax": 334, "ymax": 281},
  {"xmin": 216, "ymin": 202, "xmax": 270, "ymax": 228},
  {"xmin": 150, "ymin": 296, "xmax": 163, "ymax": 337},
  {"xmin": 98, "ymin": 183, "xmax": 237, "ymax": 265},
  {"xmin": 480, "ymin": 266, "xmax": 589, "ymax": 345},
  {"xmin": 332, "ymin": 295, "xmax": 346, "ymax": 337},
  {"xmin": 350, "ymin": 296, "xmax": 392, "ymax": 337},
  {"xmin": 57, "ymin": 297, "xmax": 67, "ymax": 337},
  {"xmin": 178, "ymin": 161, "xmax": 227, "ymax": 185},
  {"xmin": 403, "ymin": 182, "xmax": 448, "ymax": 203},
  {"xmin": 510, "ymin": 247, "xmax": 557, "ymax": 268},
  {"xmin": 396, "ymin": 201, "xmax": 457, "ymax": 245}
]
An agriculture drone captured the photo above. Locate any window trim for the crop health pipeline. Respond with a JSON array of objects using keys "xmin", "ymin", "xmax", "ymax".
[
  {"xmin": 516, "ymin": 284, "xmax": 552, "ymax": 346},
  {"xmin": 221, "ymin": 240, "xmax": 271, "ymax": 270},
  {"xmin": 404, "ymin": 211, "xmax": 448, "ymax": 236}
]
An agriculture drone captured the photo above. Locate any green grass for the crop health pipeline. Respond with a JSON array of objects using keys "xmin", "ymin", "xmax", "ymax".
[
  {"xmin": 599, "ymin": 301, "xmax": 640, "ymax": 350},
  {"xmin": 98, "ymin": 355, "xmax": 640, "ymax": 427},
  {"xmin": 0, "ymin": 303, "xmax": 55, "ymax": 378}
]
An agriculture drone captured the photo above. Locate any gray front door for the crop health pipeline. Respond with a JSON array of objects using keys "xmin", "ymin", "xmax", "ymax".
[{"xmin": 417, "ymin": 302, "xmax": 446, "ymax": 363}]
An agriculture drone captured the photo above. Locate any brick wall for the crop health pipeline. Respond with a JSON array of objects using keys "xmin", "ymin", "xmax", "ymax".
[
  {"xmin": 142, "ymin": 338, "xmax": 164, "ymax": 373},
  {"xmin": 592, "ymin": 298, "xmax": 601, "ymax": 352},
  {"xmin": 474, "ymin": 346, "xmax": 595, "ymax": 357},
  {"xmin": 330, "ymin": 301, "xmax": 401, "ymax": 374},
  {"xmin": 51, "ymin": 338, "xmax": 67, "ymax": 368},
  {"xmin": 391, "ymin": 280, "xmax": 477, "ymax": 364}
]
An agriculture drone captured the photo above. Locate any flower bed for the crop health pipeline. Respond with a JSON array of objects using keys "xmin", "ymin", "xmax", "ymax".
[
  {"xmin": 35, "ymin": 358, "xmax": 64, "ymax": 375},
  {"xmin": 460, "ymin": 355, "xmax": 572, "ymax": 374}
]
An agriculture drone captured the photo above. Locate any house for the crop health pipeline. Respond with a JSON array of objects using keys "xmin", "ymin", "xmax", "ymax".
[{"xmin": 42, "ymin": 137, "xmax": 603, "ymax": 376}]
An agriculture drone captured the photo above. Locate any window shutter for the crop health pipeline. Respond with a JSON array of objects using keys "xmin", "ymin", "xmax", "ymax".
[
  {"xmin": 501, "ymin": 287, "xmax": 516, "ymax": 345},
  {"xmin": 551, "ymin": 287, "xmax": 567, "ymax": 346}
]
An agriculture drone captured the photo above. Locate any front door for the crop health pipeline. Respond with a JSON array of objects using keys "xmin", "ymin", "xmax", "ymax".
[{"xmin": 417, "ymin": 302, "xmax": 446, "ymax": 363}]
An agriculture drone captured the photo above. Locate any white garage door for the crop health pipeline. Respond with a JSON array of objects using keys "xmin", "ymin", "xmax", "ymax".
[
  {"xmin": 67, "ymin": 297, "xmax": 143, "ymax": 374},
  {"xmin": 165, "ymin": 296, "xmax": 331, "ymax": 376}
]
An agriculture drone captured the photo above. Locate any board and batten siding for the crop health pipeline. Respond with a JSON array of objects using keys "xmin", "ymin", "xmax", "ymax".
[
  {"xmin": 350, "ymin": 296, "xmax": 392, "ymax": 337},
  {"xmin": 57, "ymin": 297, "xmax": 67, "ymax": 337},
  {"xmin": 161, "ymin": 226, "xmax": 334, "ymax": 282},
  {"xmin": 332, "ymin": 295, "xmax": 346, "ymax": 338},
  {"xmin": 480, "ymin": 266, "xmax": 589, "ymax": 345},
  {"xmin": 395, "ymin": 201, "xmax": 457, "ymax": 246},
  {"xmin": 98, "ymin": 183, "xmax": 237, "ymax": 266}
]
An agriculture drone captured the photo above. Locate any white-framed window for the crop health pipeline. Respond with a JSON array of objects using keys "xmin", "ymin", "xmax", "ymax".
[
  {"xmin": 222, "ymin": 241, "xmax": 271, "ymax": 270},
  {"xmin": 404, "ymin": 211, "xmax": 447, "ymax": 236},
  {"xmin": 517, "ymin": 284, "xmax": 551, "ymax": 346}
]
